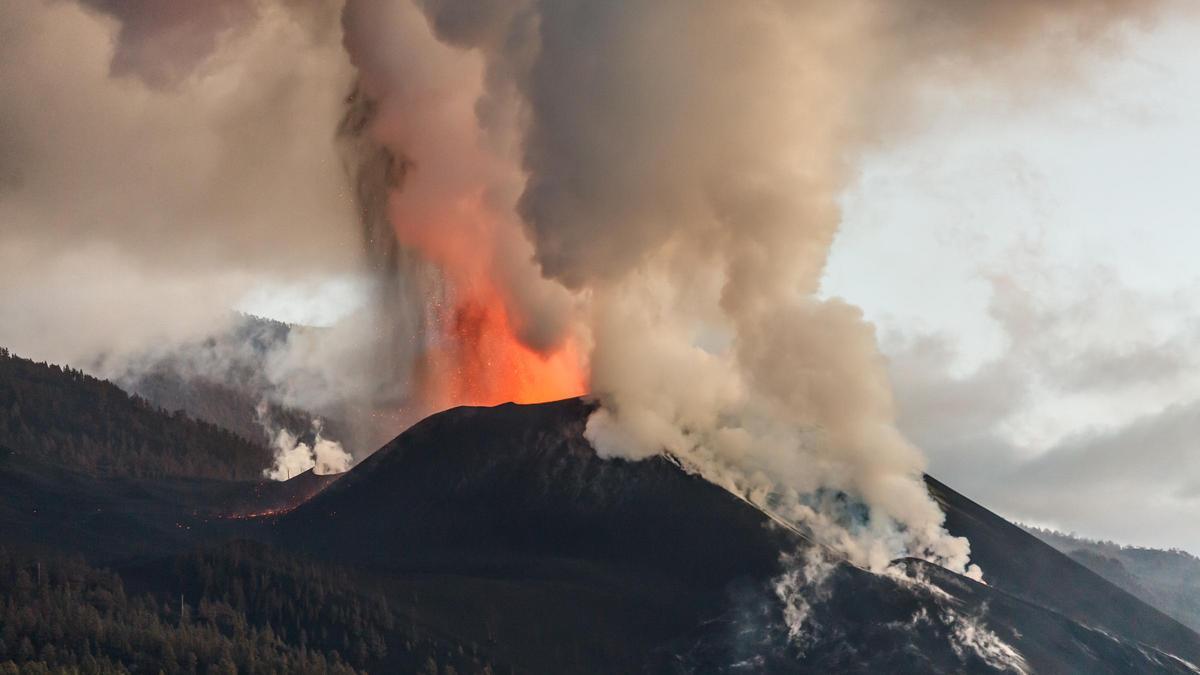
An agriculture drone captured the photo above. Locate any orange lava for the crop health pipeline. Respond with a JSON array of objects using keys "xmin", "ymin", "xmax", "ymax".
[
  {"xmin": 390, "ymin": 189, "xmax": 587, "ymax": 411},
  {"xmin": 419, "ymin": 290, "xmax": 587, "ymax": 408},
  {"xmin": 219, "ymin": 505, "xmax": 298, "ymax": 521}
]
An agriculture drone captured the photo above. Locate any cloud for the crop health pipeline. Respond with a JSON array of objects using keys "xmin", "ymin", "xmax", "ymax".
[
  {"xmin": 887, "ymin": 263, "xmax": 1200, "ymax": 553},
  {"xmin": 0, "ymin": 0, "xmax": 356, "ymax": 364}
]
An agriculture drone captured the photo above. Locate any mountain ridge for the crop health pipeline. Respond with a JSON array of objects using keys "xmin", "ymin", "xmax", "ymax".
[
  {"xmin": 2, "ymin": 351, "xmax": 1199, "ymax": 672},
  {"xmin": 1025, "ymin": 525, "xmax": 1200, "ymax": 634}
]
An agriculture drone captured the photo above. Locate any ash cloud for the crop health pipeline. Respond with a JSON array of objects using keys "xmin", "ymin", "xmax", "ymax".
[
  {"xmin": 0, "ymin": 0, "xmax": 416, "ymax": 449},
  {"xmin": 376, "ymin": 0, "xmax": 1178, "ymax": 574},
  {"xmin": 338, "ymin": 0, "xmax": 583, "ymax": 414},
  {"xmin": 0, "ymin": 0, "xmax": 357, "ymax": 367},
  {"xmin": 1, "ymin": 0, "xmax": 1192, "ymax": 574}
]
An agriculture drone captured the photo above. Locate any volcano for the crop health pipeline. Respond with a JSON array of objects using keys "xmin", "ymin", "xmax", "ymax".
[
  {"xmin": 266, "ymin": 398, "xmax": 1200, "ymax": 673},
  {"xmin": 3, "ymin": 391, "xmax": 1199, "ymax": 672}
]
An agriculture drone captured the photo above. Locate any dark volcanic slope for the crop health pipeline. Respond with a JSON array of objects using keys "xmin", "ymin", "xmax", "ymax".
[
  {"xmin": 280, "ymin": 398, "xmax": 788, "ymax": 588},
  {"xmin": 275, "ymin": 398, "xmax": 1200, "ymax": 674},
  {"xmin": 931, "ymin": 476, "xmax": 1200, "ymax": 666},
  {"xmin": 3, "ymin": 376, "xmax": 1198, "ymax": 673},
  {"xmin": 276, "ymin": 399, "xmax": 799, "ymax": 672},
  {"xmin": 0, "ymin": 444, "xmax": 336, "ymax": 562}
]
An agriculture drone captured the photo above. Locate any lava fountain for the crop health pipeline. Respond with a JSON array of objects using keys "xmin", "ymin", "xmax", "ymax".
[
  {"xmin": 337, "ymin": 40, "xmax": 589, "ymax": 416},
  {"xmin": 401, "ymin": 198, "xmax": 588, "ymax": 410}
]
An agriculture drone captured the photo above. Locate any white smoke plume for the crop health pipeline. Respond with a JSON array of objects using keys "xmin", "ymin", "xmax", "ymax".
[
  {"xmin": 776, "ymin": 557, "xmax": 1029, "ymax": 670},
  {"xmin": 943, "ymin": 609, "xmax": 1029, "ymax": 675},
  {"xmin": 335, "ymin": 0, "xmax": 1182, "ymax": 575},
  {"xmin": 257, "ymin": 401, "xmax": 353, "ymax": 480},
  {"xmin": 773, "ymin": 549, "xmax": 837, "ymax": 650}
]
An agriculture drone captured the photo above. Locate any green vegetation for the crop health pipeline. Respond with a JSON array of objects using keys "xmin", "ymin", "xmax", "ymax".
[
  {"xmin": 1026, "ymin": 525, "xmax": 1200, "ymax": 633},
  {"xmin": 0, "ymin": 348, "xmax": 271, "ymax": 481},
  {"xmin": 0, "ymin": 546, "xmax": 360, "ymax": 674},
  {"xmin": 151, "ymin": 542, "xmax": 504, "ymax": 673},
  {"xmin": 0, "ymin": 543, "xmax": 506, "ymax": 674},
  {"xmin": 148, "ymin": 541, "xmax": 394, "ymax": 667}
]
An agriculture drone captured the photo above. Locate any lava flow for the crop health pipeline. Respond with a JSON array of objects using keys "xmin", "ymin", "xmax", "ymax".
[
  {"xmin": 219, "ymin": 474, "xmax": 344, "ymax": 521},
  {"xmin": 219, "ymin": 505, "xmax": 300, "ymax": 521}
]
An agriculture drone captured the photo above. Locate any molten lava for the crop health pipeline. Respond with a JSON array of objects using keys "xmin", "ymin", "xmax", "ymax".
[
  {"xmin": 390, "ymin": 189, "xmax": 587, "ymax": 411},
  {"xmin": 420, "ymin": 292, "xmax": 587, "ymax": 408}
]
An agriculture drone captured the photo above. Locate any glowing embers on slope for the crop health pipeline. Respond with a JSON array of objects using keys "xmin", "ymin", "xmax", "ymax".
[{"xmin": 219, "ymin": 505, "xmax": 301, "ymax": 521}]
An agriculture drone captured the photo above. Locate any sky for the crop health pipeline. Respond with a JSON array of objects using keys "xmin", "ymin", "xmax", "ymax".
[
  {"xmin": 2, "ymin": 0, "xmax": 1200, "ymax": 555},
  {"xmin": 825, "ymin": 17, "xmax": 1200, "ymax": 551}
]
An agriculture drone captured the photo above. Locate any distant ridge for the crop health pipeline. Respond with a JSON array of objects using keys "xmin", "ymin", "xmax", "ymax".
[
  {"xmin": 1026, "ymin": 525, "xmax": 1200, "ymax": 634},
  {"xmin": 0, "ymin": 347, "xmax": 272, "ymax": 480}
]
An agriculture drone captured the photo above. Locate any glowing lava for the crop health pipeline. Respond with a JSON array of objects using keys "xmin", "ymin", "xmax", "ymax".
[
  {"xmin": 419, "ymin": 292, "xmax": 587, "ymax": 408},
  {"xmin": 390, "ymin": 189, "xmax": 588, "ymax": 411}
]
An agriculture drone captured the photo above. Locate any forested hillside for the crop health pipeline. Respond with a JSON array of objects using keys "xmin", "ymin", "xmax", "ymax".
[
  {"xmin": 1026, "ymin": 526, "xmax": 1200, "ymax": 633},
  {"xmin": 0, "ymin": 546, "xmax": 361, "ymax": 674},
  {"xmin": 0, "ymin": 349, "xmax": 271, "ymax": 480},
  {"xmin": 0, "ymin": 543, "xmax": 505, "ymax": 674},
  {"xmin": 113, "ymin": 314, "xmax": 358, "ymax": 455},
  {"xmin": 0, "ymin": 349, "xmax": 503, "ymax": 673},
  {"xmin": 126, "ymin": 370, "xmax": 313, "ymax": 448}
]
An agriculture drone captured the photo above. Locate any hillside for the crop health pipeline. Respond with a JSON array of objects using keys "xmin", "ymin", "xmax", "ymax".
[
  {"xmin": 0, "ymin": 348, "xmax": 272, "ymax": 480},
  {"xmin": 125, "ymin": 369, "xmax": 314, "ymax": 449},
  {"xmin": 2, "ymin": 361, "xmax": 1199, "ymax": 672},
  {"xmin": 113, "ymin": 313, "xmax": 358, "ymax": 455},
  {"xmin": 0, "ymin": 541, "xmax": 505, "ymax": 674},
  {"xmin": 277, "ymin": 398, "xmax": 1200, "ymax": 673},
  {"xmin": 1026, "ymin": 526, "xmax": 1200, "ymax": 634}
]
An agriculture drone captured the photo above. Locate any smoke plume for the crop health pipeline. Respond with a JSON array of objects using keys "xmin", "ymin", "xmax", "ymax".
[
  {"xmin": 0, "ymin": 0, "xmax": 410, "ymax": 455},
  {"xmin": 337, "ymin": 0, "xmax": 587, "ymax": 421},
  {"xmin": 257, "ymin": 401, "xmax": 352, "ymax": 480},
  {"xmin": 0, "ymin": 0, "xmax": 357, "ymax": 366},
  {"xmin": 337, "ymin": 0, "xmax": 1175, "ymax": 574}
]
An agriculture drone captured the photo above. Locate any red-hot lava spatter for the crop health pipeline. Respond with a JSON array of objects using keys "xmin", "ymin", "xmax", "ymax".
[
  {"xmin": 219, "ymin": 474, "xmax": 344, "ymax": 521},
  {"xmin": 219, "ymin": 504, "xmax": 303, "ymax": 521},
  {"xmin": 418, "ymin": 291, "xmax": 587, "ymax": 409},
  {"xmin": 391, "ymin": 189, "xmax": 588, "ymax": 411}
]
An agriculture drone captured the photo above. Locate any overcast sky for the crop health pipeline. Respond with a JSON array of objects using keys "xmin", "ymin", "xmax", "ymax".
[{"xmin": 825, "ymin": 17, "xmax": 1200, "ymax": 552}]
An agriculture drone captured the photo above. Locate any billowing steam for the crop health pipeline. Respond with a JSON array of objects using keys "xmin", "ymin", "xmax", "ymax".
[
  {"xmin": 337, "ymin": 0, "xmax": 1174, "ymax": 575},
  {"xmin": 257, "ymin": 401, "xmax": 352, "ymax": 480}
]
